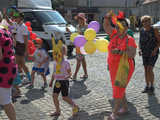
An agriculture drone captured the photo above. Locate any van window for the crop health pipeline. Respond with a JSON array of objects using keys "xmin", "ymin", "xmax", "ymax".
[
  {"xmin": 33, "ymin": 11, "xmax": 67, "ymax": 25},
  {"xmin": 23, "ymin": 12, "xmax": 43, "ymax": 31}
]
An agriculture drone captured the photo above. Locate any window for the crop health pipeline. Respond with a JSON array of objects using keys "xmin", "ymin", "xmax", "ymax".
[
  {"xmin": 23, "ymin": 12, "xmax": 43, "ymax": 31},
  {"xmin": 33, "ymin": 11, "xmax": 67, "ymax": 25}
]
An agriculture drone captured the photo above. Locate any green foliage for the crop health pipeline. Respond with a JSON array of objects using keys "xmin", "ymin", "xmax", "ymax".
[{"xmin": 51, "ymin": 0, "xmax": 64, "ymax": 9}]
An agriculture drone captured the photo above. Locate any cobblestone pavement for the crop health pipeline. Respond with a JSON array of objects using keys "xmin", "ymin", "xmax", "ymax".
[{"xmin": 1, "ymin": 33, "xmax": 160, "ymax": 120}]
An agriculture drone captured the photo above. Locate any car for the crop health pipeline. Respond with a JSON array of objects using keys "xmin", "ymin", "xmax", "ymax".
[
  {"xmin": 7, "ymin": 0, "xmax": 77, "ymax": 53},
  {"xmin": 153, "ymin": 21, "xmax": 160, "ymax": 33}
]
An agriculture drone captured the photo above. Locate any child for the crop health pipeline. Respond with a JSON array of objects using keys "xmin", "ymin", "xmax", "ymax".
[
  {"xmin": 49, "ymin": 44, "xmax": 79, "ymax": 116},
  {"xmin": 29, "ymin": 39, "xmax": 49, "ymax": 89}
]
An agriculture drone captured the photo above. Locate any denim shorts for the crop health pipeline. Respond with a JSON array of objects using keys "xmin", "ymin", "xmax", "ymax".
[{"xmin": 32, "ymin": 67, "xmax": 45, "ymax": 73}]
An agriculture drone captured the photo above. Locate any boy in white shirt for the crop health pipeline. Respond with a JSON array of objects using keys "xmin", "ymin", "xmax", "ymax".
[{"xmin": 29, "ymin": 39, "xmax": 49, "ymax": 89}]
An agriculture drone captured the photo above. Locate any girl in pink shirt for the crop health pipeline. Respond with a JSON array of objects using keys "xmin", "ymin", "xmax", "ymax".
[{"xmin": 49, "ymin": 45, "xmax": 79, "ymax": 117}]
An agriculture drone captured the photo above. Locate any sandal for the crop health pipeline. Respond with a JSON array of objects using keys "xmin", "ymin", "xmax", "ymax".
[
  {"xmin": 72, "ymin": 106, "xmax": 79, "ymax": 116},
  {"xmin": 50, "ymin": 112, "xmax": 60, "ymax": 116},
  {"xmin": 72, "ymin": 76, "xmax": 77, "ymax": 81},
  {"xmin": 117, "ymin": 108, "xmax": 129, "ymax": 115},
  {"xmin": 80, "ymin": 75, "xmax": 88, "ymax": 79},
  {"xmin": 108, "ymin": 113, "xmax": 118, "ymax": 120}
]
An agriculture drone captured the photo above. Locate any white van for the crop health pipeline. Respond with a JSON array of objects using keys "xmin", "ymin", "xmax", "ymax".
[{"xmin": 16, "ymin": 0, "xmax": 76, "ymax": 51}]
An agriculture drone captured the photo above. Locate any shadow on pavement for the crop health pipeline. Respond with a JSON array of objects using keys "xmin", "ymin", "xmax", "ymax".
[
  {"xmin": 52, "ymin": 116, "xmax": 59, "ymax": 120},
  {"xmin": 20, "ymin": 88, "xmax": 45, "ymax": 104},
  {"xmin": 109, "ymin": 99, "xmax": 144, "ymax": 120},
  {"xmin": 69, "ymin": 79, "xmax": 91, "ymax": 99},
  {"xmin": 0, "ymin": 105, "xmax": 3, "ymax": 113},
  {"xmin": 68, "ymin": 110, "xmax": 110, "ymax": 120},
  {"xmin": 147, "ymin": 94, "xmax": 160, "ymax": 118}
]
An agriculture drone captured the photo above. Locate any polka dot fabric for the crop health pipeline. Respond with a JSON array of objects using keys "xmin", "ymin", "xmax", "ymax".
[{"xmin": 0, "ymin": 28, "xmax": 17, "ymax": 88}]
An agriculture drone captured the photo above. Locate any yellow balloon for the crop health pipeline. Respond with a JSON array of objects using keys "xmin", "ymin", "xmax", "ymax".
[
  {"xmin": 70, "ymin": 33, "xmax": 79, "ymax": 42},
  {"xmin": 84, "ymin": 28, "xmax": 96, "ymax": 41},
  {"xmin": 95, "ymin": 38, "xmax": 109, "ymax": 52},
  {"xmin": 84, "ymin": 41, "xmax": 96, "ymax": 54}
]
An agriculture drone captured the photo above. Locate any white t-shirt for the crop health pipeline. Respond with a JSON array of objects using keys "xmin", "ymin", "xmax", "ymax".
[
  {"xmin": 33, "ymin": 48, "xmax": 49, "ymax": 68},
  {"xmin": 15, "ymin": 23, "xmax": 28, "ymax": 43}
]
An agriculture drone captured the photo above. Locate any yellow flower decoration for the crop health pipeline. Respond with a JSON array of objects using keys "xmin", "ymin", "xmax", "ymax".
[{"xmin": 51, "ymin": 34, "xmax": 63, "ymax": 74}]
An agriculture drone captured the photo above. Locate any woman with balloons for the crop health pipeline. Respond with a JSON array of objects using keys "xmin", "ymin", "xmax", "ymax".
[
  {"xmin": 103, "ymin": 11, "xmax": 137, "ymax": 120},
  {"xmin": 71, "ymin": 13, "xmax": 88, "ymax": 80}
]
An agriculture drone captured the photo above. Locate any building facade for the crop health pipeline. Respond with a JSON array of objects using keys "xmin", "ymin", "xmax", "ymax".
[
  {"xmin": 64, "ymin": 0, "xmax": 140, "ymax": 30},
  {"xmin": 141, "ymin": 0, "xmax": 160, "ymax": 22}
]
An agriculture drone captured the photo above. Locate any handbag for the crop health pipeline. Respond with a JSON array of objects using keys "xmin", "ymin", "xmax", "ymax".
[
  {"xmin": 114, "ymin": 52, "xmax": 129, "ymax": 88},
  {"xmin": 126, "ymin": 37, "xmax": 136, "ymax": 58}
]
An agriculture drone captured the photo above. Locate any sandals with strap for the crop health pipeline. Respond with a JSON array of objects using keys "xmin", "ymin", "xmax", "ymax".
[
  {"xmin": 117, "ymin": 108, "xmax": 129, "ymax": 115},
  {"xmin": 80, "ymin": 74, "xmax": 88, "ymax": 79},
  {"xmin": 50, "ymin": 112, "xmax": 60, "ymax": 116},
  {"xmin": 71, "ymin": 76, "xmax": 77, "ymax": 81},
  {"xmin": 108, "ymin": 113, "xmax": 118, "ymax": 120},
  {"xmin": 72, "ymin": 106, "xmax": 79, "ymax": 116}
]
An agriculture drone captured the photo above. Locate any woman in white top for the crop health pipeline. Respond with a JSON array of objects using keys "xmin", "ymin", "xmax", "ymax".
[{"xmin": 14, "ymin": 12, "xmax": 31, "ymax": 82}]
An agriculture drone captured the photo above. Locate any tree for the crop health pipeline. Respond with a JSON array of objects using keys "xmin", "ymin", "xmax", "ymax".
[{"xmin": 51, "ymin": 0, "xmax": 64, "ymax": 9}]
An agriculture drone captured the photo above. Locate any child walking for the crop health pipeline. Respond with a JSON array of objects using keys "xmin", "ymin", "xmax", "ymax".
[
  {"xmin": 49, "ymin": 44, "xmax": 79, "ymax": 116},
  {"xmin": 29, "ymin": 39, "xmax": 49, "ymax": 89}
]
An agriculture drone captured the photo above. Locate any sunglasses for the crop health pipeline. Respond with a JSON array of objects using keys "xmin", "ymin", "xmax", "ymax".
[{"xmin": 142, "ymin": 19, "xmax": 150, "ymax": 23}]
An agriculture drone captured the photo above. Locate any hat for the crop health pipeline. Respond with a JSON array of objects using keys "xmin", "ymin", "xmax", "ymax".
[
  {"xmin": 13, "ymin": 12, "xmax": 24, "ymax": 19},
  {"xmin": 75, "ymin": 13, "xmax": 86, "ymax": 21}
]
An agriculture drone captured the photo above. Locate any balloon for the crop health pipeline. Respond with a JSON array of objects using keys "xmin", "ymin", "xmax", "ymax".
[
  {"xmin": 84, "ymin": 28, "xmax": 96, "ymax": 41},
  {"xmin": 74, "ymin": 35, "xmax": 87, "ymax": 47},
  {"xmin": 25, "ymin": 21, "xmax": 31, "ymax": 27},
  {"xmin": 28, "ymin": 40, "xmax": 34, "ymax": 47},
  {"xmin": 35, "ymin": 38, "xmax": 43, "ymax": 44},
  {"xmin": 28, "ymin": 46, "xmax": 36, "ymax": 55},
  {"xmin": 80, "ymin": 46, "xmax": 87, "ymax": 55},
  {"xmin": 88, "ymin": 21, "xmax": 100, "ymax": 33},
  {"xmin": 70, "ymin": 33, "xmax": 79, "ymax": 42},
  {"xmin": 31, "ymin": 33, "xmax": 37, "ymax": 40},
  {"xmin": 84, "ymin": 41, "xmax": 96, "ymax": 54},
  {"xmin": 95, "ymin": 38, "xmax": 109, "ymax": 52},
  {"xmin": 27, "ymin": 27, "xmax": 32, "ymax": 32}
]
